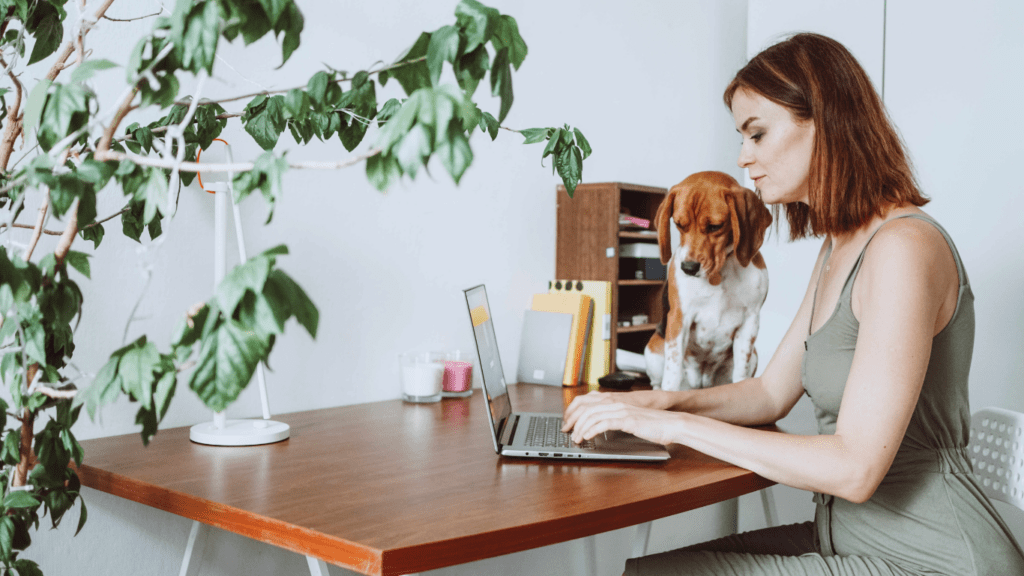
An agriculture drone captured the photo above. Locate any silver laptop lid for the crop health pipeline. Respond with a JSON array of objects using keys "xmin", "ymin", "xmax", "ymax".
[{"xmin": 463, "ymin": 285, "xmax": 512, "ymax": 451}]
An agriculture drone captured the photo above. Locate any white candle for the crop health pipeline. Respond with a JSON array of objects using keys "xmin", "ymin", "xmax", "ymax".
[{"xmin": 401, "ymin": 362, "xmax": 444, "ymax": 397}]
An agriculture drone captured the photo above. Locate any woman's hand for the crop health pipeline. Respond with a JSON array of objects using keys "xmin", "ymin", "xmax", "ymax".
[{"xmin": 562, "ymin": 391, "xmax": 683, "ymax": 446}]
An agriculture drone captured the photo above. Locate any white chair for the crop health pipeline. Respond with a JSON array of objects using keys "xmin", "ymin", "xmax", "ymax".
[{"xmin": 969, "ymin": 407, "xmax": 1024, "ymax": 511}]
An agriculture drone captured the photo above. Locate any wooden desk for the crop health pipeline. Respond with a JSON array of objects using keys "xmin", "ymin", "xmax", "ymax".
[{"xmin": 78, "ymin": 385, "xmax": 774, "ymax": 576}]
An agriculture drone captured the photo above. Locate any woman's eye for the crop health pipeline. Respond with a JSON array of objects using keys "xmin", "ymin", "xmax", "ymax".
[
  {"xmin": 706, "ymin": 223, "xmax": 724, "ymax": 233},
  {"xmin": 751, "ymin": 132, "xmax": 764, "ymax": 142}
]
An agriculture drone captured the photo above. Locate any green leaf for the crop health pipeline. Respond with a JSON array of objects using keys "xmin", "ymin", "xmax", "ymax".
[
  {"xmin": 3, "ymin": 490, "xmax": 40, "ymax": 509},
  {"xmin": 257, "ymin": 0, "xmax": 289, "ymax": 25},
  {"xmin": 437, "ymin": 130, "xmax": 473, "ymax": 185},
  {"xmin": 490, "ymin": 47, "xmax": 513, "ymax": 123},
  {"xmin": 69, "ymin": 59, "xmax": 118, "ymax": 84},
  {"xmin": 0, "ymin": 516, "xmax": 13, "ymax": 559},
  {"xmin": 142, "ymin": 168, "xmax": 168, "ymax": 225},
  {"xmin": 65, "ymin": 251, "xmax": 90, "ymax": 279},
  {"xmin": 521, "ymin": 127, "xmax": 552, "ymax": 145},
  {"xmin": 79, "ymin": 224, "xmax": 104, "ymax": 249},
  {"xmin": 455, "ymin": 0, "xmax": 499, "ymax": 53},
  {"xmin": 75, "ymin": 498, "xmax": 87, "ymax": 536},
  {"xmin": 306, "ymin": 71, "xmax": 331, "ymax": 108},
  {"xmin": 365, "ymin": 152, "xmax": 401, "ymax": 192},
  {"xmin": 21, "ymin": 80, "xmax": 52, "ymax": 144},
  {"xmin": 395, "ymin": 124, "xmax": 431, "ymax": 178},
  {"xmin": 542, "ymin": 128, "xmax": 562, "ymax": 159},
  {"xmin": 479, "ymin": 111, "xmax": 499, "ymax": 141},
  {"xmin": 244, "ymin": 95, "xmax": 287, "ymax": 150},
  {"xmin": 26, "ymin": 2, "xmax": 63, "ymax": 65},
  {"xmin": 264, "ymin": 269, "xmax": 318, "ymax": 337},
  {"xmin": 118, "ymin": 342, "xmax": 161, "ymax": 409},
  {"xmin": 390, "ymin": 32, "xmax": 432, "ymax": 95},
  {"xmin": 188, "ymin": 319, "xmax": 271, "ymax": 412},
  {"xmin": 453, "ymin": 44, "xmax": 489, "ymax": 97},
  {"xmin": 427, "ymin": 25, "xmax": 460, "ymax": 86},
  {"xmin": 215, "ymin": 253, "xmax": 274, "ymax": 314},
  {"xmin": 490, "ymin": 15, "xmax": 528, "ymax": 70},
  {"xmin": 556, "ymin": 144, "xmax": 583, "ymax": 197},
  {"xmin": 182, "ymin": 0, "xmax": 220, "ymax": 74},
  {"xmin": 284, "ymin": 88, "xmax": 308, "ymax": 118},
  {"xmin": 376, "ymin": 98, "xmax": 401, "ymax": 127},
  {"xmin": 273, "ymin": 2, "xmax": 304, "ymax": 66},
  {"xmin": 573, "ymin": 128, "xmax": 592, "ymax": 159},
  {"xmin": 153, "ymin": 370, "xmax": 177, "ymax": 421},
  {"xmin": 2, "ymin": 429, "xmax": 21, "ymax": 466},
  {"xmin": 13, "ymin": 558, "xmax": 43, "ymax": 576}
]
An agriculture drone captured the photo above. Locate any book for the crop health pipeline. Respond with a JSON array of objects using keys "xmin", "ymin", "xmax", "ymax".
[
  {"xmin": 530, "ymin": 292, "xmax": 593, "ymax": 386},
  {"xmin": 549, "ymin": 280, "xmax": 612, "ymax": 386}
]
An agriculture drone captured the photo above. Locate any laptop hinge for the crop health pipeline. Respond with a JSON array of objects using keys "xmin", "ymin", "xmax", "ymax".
[{"xmin": 499, "ymin": 414, "xmax": 519, "ymax": 447}]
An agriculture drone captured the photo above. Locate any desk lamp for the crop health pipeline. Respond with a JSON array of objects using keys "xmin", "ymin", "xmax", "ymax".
[{"xmin": 188, "ymin": 139, "xmax": 290, "ymax": 446}]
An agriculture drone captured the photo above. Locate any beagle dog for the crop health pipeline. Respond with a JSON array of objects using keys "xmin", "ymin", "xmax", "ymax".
[{"xmin": 643, "ymin": 171, "xmax": 771, "ymax": 391}]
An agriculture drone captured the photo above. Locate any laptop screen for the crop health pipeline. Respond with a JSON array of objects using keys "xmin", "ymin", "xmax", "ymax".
[{"xmin": 463, "ymin": 285, "xmax": 512, "ymax": 441}]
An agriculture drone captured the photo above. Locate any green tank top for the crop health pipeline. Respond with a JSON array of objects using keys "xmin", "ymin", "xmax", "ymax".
[{"xmin": 800, "ymin": 214, "xmax": 1024, "ymax": 574}]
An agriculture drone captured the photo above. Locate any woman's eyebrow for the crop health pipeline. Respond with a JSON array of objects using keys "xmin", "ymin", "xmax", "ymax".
[{"xmin": 740, "ymin": 117, "xmax": 760, "ymax": 131}]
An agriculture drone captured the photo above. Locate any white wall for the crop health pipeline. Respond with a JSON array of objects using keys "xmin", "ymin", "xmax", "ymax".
[{"xmin": 31, "ymin": 2, "xmax": 752, "ymax": 575}]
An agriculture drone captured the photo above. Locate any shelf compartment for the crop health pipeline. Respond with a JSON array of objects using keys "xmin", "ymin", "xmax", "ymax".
[{"xmin": 618, "ymin": 323, "xmax": 657, "ymax": 333}]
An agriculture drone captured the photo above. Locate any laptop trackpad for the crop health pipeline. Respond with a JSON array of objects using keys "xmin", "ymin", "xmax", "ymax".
[{"xmin": 595, "ymin": 430, "xmax": 662, "ymax": 449}]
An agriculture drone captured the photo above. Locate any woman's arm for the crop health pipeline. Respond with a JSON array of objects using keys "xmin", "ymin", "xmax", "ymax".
[{"xmin": 565, "ymin": 221, "xmax": 958, "ymax": 503}]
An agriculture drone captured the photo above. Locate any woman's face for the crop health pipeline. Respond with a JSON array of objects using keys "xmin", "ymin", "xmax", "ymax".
[{"xmin": 732, "ymin": 88, "xmax": 815, "ymax": 205}]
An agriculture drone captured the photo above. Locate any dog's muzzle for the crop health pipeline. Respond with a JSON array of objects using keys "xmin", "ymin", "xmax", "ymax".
[{"xmin": 681, "ymin": 260, "xmax": 701, "ymax": 276}]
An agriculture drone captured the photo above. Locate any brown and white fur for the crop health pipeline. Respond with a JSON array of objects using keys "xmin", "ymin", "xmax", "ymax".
[{"xmin": 644, "ymin": 171, "xmax": 772, "ymax": 391}]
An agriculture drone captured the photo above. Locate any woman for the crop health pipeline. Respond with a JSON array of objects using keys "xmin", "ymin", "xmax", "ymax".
[{"xmin": 562, "ymin": 33, "xmax": 1024, "ymax": 576}]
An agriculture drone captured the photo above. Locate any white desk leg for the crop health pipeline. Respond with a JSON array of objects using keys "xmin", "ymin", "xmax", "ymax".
[
  {"xmin": 583, "ymin": 535, "xmax": 598, "ymax": 576},
  {"xmin": 306, "ymin": 555, "xmax": 331, "ymax": 576},
  {"xmin": 760, "ymin": 487, "xmax": 778, "ymax": 527},
  {"xmin": 179, "ymin": 520, "xmax": 210, "ymax": 576},
  {"xmin": 631, "ymin": 521, "xmax": 652, "ymax": 558}
]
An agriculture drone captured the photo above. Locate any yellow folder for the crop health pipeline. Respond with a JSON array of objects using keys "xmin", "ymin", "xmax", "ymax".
[
  {"xmin": 549, "ymin": 280, "xmax": 612, "ymax": 386},
  {"xmin": 531, "ymin": 292, "xmax": 593, "ymax": 386}
]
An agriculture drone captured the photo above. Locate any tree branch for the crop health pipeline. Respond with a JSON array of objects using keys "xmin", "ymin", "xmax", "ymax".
[
  {"xmin": 176, "ymin": 56, "xmax": 428, "ymax": 108},
  {"xmin": 102, "ymin": 10, "xmax": 160, "ymax": 23},
  {"xmin": 22, "ymin": 193, "xmax": 49, "ymax": 261},
  {"xmin": 54, "ymin": 198, "xmax": 79, "ymax": 267}
]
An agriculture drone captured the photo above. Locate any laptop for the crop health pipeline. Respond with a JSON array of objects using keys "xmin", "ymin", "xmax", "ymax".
[{"xmin": 463, "ymin": 285, "xmax": 670, "ymax": 461}]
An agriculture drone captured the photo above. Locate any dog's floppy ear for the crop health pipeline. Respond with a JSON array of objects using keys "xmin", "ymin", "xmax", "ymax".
[
  {"xmin": 727, "ymin": 186, "xmax": 772, "ymax": 267},
  {"xmin": 656, "ymin": 185, "xmax": 682, "ymax": 264}
]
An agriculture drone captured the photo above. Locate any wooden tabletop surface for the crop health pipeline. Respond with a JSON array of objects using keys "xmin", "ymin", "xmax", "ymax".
[{"xmin": 77, "ymin": 384, "xmax": 774, "ymax": 576}]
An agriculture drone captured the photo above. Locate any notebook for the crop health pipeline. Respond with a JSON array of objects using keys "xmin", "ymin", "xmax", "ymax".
[
  {"xmin": 516, "ymin": 310, "xmax": 572, "ymax": 386},
  {"xmin": 549, "ymin": 280, "xmax": 612, "ymax": 386},
  {"xmin": 463, "ymin": 284, "xmax": 670, "ymax": 461},
  {"xmin": 530, "ymin": 292, "xmax": 592, "ymax": 386}
]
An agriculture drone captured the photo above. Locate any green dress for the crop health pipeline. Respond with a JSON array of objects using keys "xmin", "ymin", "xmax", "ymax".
[{"xmin": 626, "ymin": 215, "xmax": 1024, "ymax": 575}]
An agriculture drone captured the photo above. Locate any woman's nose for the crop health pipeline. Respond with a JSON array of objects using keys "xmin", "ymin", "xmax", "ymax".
[{"xmin": 737, "ymin": 144, "xmax": 753, "ymax": 168}]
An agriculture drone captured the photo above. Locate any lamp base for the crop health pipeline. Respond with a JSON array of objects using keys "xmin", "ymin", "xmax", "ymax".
[{"xmin": 189, "ymin": 419, "xmax": 290, "ymax": 446}]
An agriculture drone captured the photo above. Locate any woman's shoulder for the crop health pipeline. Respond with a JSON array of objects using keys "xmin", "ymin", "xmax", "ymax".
[{"xmin": 860, "ymin": 209, "xmax": 959, "ymax": 289}]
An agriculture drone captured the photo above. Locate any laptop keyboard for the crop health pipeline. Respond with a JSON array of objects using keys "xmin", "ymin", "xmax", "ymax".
[{"xmin": 525, "ymin": 416, "xmax": 595, "ymax": 449}]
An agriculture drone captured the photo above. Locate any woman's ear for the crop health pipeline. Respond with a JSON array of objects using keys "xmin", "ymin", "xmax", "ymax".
[
  {"xmin": 729, "ymin": 186, "xmax": 772, "ymax": 267},
  {"xmin": 656, "ymin": 187, "xmax": 681, "ymax": 264}
]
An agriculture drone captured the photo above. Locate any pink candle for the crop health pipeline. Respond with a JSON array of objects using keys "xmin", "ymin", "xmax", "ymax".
[{"xmin": 443, "ymin": 361, "xmax": 472, "ymax": 393}]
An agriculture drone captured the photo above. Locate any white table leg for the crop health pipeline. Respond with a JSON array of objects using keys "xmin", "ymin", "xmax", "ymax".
[
  {"xmin": 760, "ymin": 487, "xmax": 778, "ymax": 527},
  {"xmin": 631, "ymin": 521, "xmax": 652, "ymax": 558},
  {"xmin": 306, "ymin": 555, "xmax": 331, "ymax": 576},
  {"xmin": 583, "ymin": 535, "xmax": 598, "ymax": 576},
  {"xmin": 179, "ymin": 520, "xmax": 210, "ymax": 576}
]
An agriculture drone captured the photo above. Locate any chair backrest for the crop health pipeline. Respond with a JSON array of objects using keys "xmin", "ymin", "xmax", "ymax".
[{"xmin": 969, "ymin": 407, "xmax": 1024, "ymax": 512}]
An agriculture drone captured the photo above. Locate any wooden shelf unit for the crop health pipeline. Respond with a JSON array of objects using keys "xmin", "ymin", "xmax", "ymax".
[{"xmin": 555, "ymin": 182, "xmax": 668, "ymax": 370}]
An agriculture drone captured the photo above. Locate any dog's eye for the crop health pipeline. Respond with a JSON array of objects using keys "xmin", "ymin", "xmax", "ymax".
[
  {"xmin": 675, "ymin": 221, "xmax": 688, "ymax": 232},
  {"xmin": 706, "ymin": 223, "xmax": 724, "ymax": 233}
]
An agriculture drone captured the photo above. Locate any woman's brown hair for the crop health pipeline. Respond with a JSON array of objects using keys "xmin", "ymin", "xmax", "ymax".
[{"xmin": 723, "ymin": 33, "xmax": 926, "ymax": 240}]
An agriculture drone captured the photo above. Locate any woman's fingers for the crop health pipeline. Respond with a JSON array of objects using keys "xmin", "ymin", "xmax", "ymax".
[
  {"xmin": 570, "ymin": 402, "xmax": 631, "ymax": 443},
  {"xmin": 562, "ymin": 391, "xmax": 610, "ymax": 431}
]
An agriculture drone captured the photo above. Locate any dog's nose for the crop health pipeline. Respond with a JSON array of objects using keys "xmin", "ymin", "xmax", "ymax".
[{"xmin": 681, "ymin": 261, "xmax": 701, "ymax": 276}]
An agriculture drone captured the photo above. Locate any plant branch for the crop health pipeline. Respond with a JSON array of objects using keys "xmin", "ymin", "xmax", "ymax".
[
  {"xmin": 0, "ymin": 54, "xmax": 25, "ymax": 171},
  {"xmin": 0, "ymin": 222, "xmax": 62, "ymax": 235},
  {"xmin": 54, "ymin": 198, "xmax": 79, "ymax": 267},
  {"xmin": 94, "ymin": 147, "xmax": 383, "ymax": 173},
  {"xmin": 102, "ymin": 10, "xmax": 160, "ymax": 23},
  {"xmin": 177, "ymin": 56, "xmax": 428, "ymax": 108},
  {"xmin": 22, "ymin": 193, "xmax": 49, "ymax": 261},
  {"xmin": 36, "ymin": 383, "xmax": 78, "ymax": 400}
]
